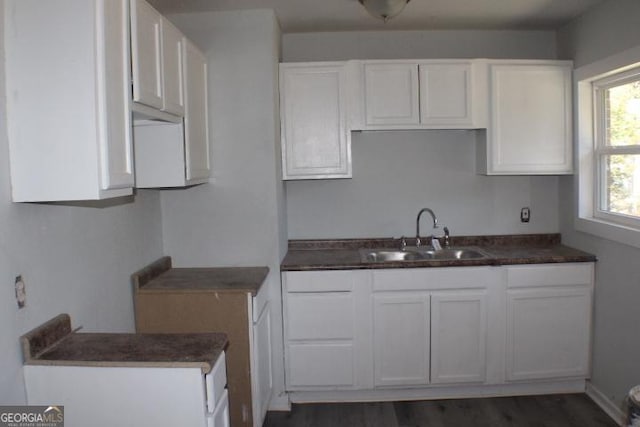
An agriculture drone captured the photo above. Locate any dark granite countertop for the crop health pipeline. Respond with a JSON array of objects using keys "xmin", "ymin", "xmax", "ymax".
[
  {"xmin": 21, "ymin": 314, "xmax": 227, "ymax": 374},
  {"xmin": 132, "ymin": 256, "xmax": 269, "ymax": 296},
  {"xmin": 281, "ymin": 234, "xmax": 596, "ymax": 271}
]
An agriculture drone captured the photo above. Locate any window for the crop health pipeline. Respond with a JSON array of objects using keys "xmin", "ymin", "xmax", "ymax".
[
  {"xmin": 575, "ymin": 49, "xmax": 640, "ymax": 248},
  {"xmin": 593, "ymin": 68, "xmax": 640, "ymax": 227}
]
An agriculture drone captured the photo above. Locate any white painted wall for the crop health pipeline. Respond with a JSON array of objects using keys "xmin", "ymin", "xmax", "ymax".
[
  {"xmin": 288, "ymin": 131, "xmax": 559, "ymax": 238},
  {"xmin": 557, "ymin": 0, "xmax": 640, "ymax": 412},
  {"xmin": 284, "ymin": 30, "xmax": 560, "ymax": 239},
  {"xmin": 160, "ymin": 10, "xmax": 289, "ymax": 410},
  {"xmin": 0, "ymin": 1, "xmax": 164, "ymax": 404},
  {"xmin": 282, "ymin": 30, "xmax": 557, "ymax": 62}
]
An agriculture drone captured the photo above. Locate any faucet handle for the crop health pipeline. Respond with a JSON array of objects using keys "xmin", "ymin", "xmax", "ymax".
[
  {"xmin": 399, "ymin": 236, "xmax": 407, "ymax": 250},
  {"xmin": 443, "ymin": 226, "xmax": 450, "ymax": 247}
]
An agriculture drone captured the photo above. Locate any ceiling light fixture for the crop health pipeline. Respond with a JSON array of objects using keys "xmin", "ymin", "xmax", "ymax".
[{"xmin": 358, "ymin": 0, "xmax": 411, "ymax": 23}]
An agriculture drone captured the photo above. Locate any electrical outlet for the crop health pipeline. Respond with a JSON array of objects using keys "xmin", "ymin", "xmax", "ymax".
[
  {"xmin": 520, "ymin": 207, "xmax": 531, "ymax": 223},
  {"xmin": 15, "ymin": 275, "xmax": 26, "ymax": 309}
]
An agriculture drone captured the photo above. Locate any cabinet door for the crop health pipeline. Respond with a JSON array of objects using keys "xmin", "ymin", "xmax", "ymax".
[
  {"xmin": 373, "ymin": 293, "xmax": 430, "ymax": 387},
  {"xmin": 419, "ymin": 62, "xmax": 473, "ymax": 127},
  {"xmin": 487, "ymin": 62, "xmax": 572, "ymax": 174},
  {"xmin": 280, "ymin": 64, "xmax": 351, "ymax": 179},
  {"xmin": 252, "ymin": 303, "xmax": 272, "ymax": 427},
  {"xmin": 99, "ymin": 0, "xmax": 134, "ymax": 190},
  {"xmin": 183, "ymin": 39, "xmax": 210, "ymax": 183},
  {"xmin": 364, "ymin": 63, "xmax": 420, "ymax": 126},
  {"xmin": 130, "ymin": 0, "xmax": 163, "ymax": 109},
  {"xmin": 506, "ymin": 286, "xmax": 591, "ymax": 381},
  {"xmin": 161, "ymin": 17, "xmax": 185, "ymax": 116},
  {"xmin": 430, "ymin": 290, "xmax": 487, "ymax": 384}
]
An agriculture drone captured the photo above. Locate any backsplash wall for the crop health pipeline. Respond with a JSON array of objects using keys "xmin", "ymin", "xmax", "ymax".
[{"xmin": 286, "ymin": 130, "xmax": 560, "ymax": 239}]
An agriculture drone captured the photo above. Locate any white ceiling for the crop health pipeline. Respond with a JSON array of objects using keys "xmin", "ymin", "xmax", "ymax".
[{"xmin": 147, "ymin": 0, "xmax": 605, "ymax": 33}]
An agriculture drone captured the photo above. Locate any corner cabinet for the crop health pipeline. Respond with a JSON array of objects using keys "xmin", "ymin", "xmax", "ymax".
[
  {"xmin": 279, "ymin": 63, "xmax": 352, "ymax": 180},
  {"xmin": 133, "ymin": 23, "xmax": 210, "ymax": 188},
  {"xmin": 478, "ymin": 61, "xmax": 573, "ymax": 175},
  {"xmin": 5, "ymin": 0, "xmax": 134, "ymax": 202},
  {"xmin": 134, "ymin": 266, "xmax": 272, "ymax": 427}
]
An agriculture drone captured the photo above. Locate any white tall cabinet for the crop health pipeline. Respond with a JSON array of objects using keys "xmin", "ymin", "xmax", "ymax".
[
  {"xmin": 279, "ymin": 63, "xmax": 352, "ymax": 180},
  {"xmin": 5, "ymin": 0, "xmax": 134, "ymax": 202}
]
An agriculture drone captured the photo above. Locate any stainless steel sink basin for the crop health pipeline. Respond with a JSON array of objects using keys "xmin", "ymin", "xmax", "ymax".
[{"xmin": 359, "ymin": 247, "xmax": 488, "ymax": 263}]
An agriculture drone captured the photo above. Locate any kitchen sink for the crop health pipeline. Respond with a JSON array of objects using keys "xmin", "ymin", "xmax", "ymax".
[{"xmin": 359, "ymin": 247, "xmax": 489, "ymax": 263}]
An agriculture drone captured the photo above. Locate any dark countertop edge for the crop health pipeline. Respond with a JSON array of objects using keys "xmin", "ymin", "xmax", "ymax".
[
  {"xmin": 288, "ymin": 233, "xmax": 562, "ymax": 250},
  {"xmin": 23, "ymin": 359, "xmax": 218, "ymax": 374},
  {"xmin": 281, "ymin": 256, "xmax": 596, "ymax": 272}
]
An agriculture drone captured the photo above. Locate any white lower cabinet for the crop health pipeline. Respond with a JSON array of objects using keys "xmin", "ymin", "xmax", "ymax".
[
  {"xmin": 25, "ymin": 353, "xmax": 229, "ymax": 427},
  {"xmin": 283, "ymin": 262, "xmax": 594, "ymax": 400},
  {"xmin": 282, "ymin": 270, "xmax": 370, "ymax": 390},
  {"xmin": 505, "ymin": 264, "xmax": 593, "ymax": 381}
]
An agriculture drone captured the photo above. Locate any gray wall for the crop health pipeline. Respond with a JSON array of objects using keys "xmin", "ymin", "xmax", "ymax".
[
  {"xmin": 282, "ymin": 30, "xmax": 556, "ymax": 62},
  {"xmin": 160, "ymin": 10, "xmax": 289, "ymax": 409},
  {"xmin": 557, "ymin": 0, "xmax": 640, "ymax": 410},
  {"xmin": 284, "ymin": 30, "xmax": 560, "ymax": 239},
  {"xmin": 0, "ymin": 1, "xmax": 164, "ymax": 404}
]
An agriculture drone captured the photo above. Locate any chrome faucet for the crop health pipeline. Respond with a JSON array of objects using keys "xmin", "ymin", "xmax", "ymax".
[
  {"xmin": 416, "ymin": 208, "xmax": 438, "ymax": 247},
  {"xmin": 443, "ymin": 226, "xmax": 450, "ymax": 248}
]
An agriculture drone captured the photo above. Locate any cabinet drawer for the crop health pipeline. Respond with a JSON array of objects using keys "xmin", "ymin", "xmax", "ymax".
[
  {"xmin": 207, "ymin": 389, "xmax": 230, "ymax": 427},
  {"xmin": 205, "ymin": 352, "xmax": 227, "ymax": 413},
  {"xmin": 284, "ymin": 271, "xmax": 354, "ymax": 293},
  {"xmin": 507, "ymin": 263, "xmax": 593, "ymax": 288},
  {"xmin": 287, "ymin": 343, "xmax": 354, "ymax": 387},
  {"xmin": 286, "ymin": 293, "xmax": 354, "ymax": 340},
  {"xmin": 373, "ymin": 267, "xmax": 492, "ymax": 291}
]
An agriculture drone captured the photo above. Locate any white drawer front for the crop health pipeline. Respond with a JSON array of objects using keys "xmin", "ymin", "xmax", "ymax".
[
  {"xmin": 286, "ymin": 292, "xmax": 354, "ymax": 340},
  {"xmin": 205, "ymin": 352, "xmax": 227, "ymax": 413},
  {"xmin": 507, "ymin": 263, "xmax": 593, "ymax": 288},
  {"xmin": 373, "ymin": 267, "xmax": 492, "ymax": 291},
  {"xmin": 284, "ymin": 270, "xmax": 354, "ymax": 292}
]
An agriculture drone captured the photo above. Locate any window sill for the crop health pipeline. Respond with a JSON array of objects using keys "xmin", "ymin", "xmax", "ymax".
[{"xmin": 575, "ymin": 216, "xmax": 640, "ymax": 249}]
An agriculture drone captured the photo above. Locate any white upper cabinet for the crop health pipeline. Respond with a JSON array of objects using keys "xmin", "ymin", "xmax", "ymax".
[
  {"xmin": 280, "ymin": 63, "xmax": 352, "ymax": 180},
  {"xmin": 364, "ymin": 63, "xmax": 421, "ymax": 126},
  {"xmin": 134, "ymin": 38, "xmax": 209, "ymax": 188},
  {"xmin": 130, "ymin": 0, "xmax": 187, "ymax": 119},
  {"xmin": 357, "ymin": 60, "xmax": 481, "ymax": 130},
  {"xmin": 183, "ymin": 39, "xmax": 210, "ymax": 183},
  {"xmin": 5, "ymin": 0, "xmax": 134, "ymax": 202},
  {"xmin": 478, "ymin": 61, "xmax": 573, "ymax": 175},
  {"xmin": 130, "ymin": 0, "xmax": 163, "ymax": 110},
  {"xmin": 161, "ymin": 18, "xmax": 185, "ymax": 116}
]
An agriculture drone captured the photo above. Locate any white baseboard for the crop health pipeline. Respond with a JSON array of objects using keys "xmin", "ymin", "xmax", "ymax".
[
  {"xmin": 268, "ymin": 392, "xmax": 292, "ymax": 412},
  {"xmin": 586, "ymin": 382, "xmax": 626, "ymax": 426},
  {"xmin": 289, "ymin": 379, "xmax": 587, "ymax": 404}
]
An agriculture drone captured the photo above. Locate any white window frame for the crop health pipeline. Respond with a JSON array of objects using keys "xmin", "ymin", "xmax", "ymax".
[
  {"xmin": 592, "ymin": 68, "xmax": 640, "ymax": 228},
  {"xmin": 575, "ymin": 45, "xmax": 640, "ymax": 249}
]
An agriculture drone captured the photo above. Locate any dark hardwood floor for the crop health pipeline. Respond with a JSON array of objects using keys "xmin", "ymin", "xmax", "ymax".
[{"xmin": 264, "ymin": 394, "xmax": 618, "ymax": 427}]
